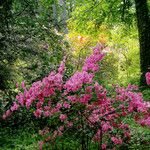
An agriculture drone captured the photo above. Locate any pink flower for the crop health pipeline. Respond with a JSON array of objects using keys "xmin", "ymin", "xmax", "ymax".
[
  {"xmin": 57, "ymin": 131, "xmax": 63, "ymax": 136},
  {"xmin": 43, "ymin": 111, "xmax": 50, "ymax": 117},
  {"xmin": 58, "ymin": 60, "xmax": 65, "ymax": 74},
  {"xmin": 67, "ymin": 95, "xmax": 78, "ymax": 102},
  {"xmin": 59, "ymin": 114, "xmax": 67, "ymax": 122},
  {"xmin": 82, "ymin": 46, "xmax": 104, "ymax": 73},
  {"xmin": 85, "ymin": 86, "xmax": 93, "ymax": 93},
  {"xmin": 145, "ymin": 72, "xmax": 150, "ymax": 85},
  {"xmin": 79, "ymin": 94, "xmax": 92, "ymax": 104},
  {"xmin": 56, "ymin": 103, "xmax": 62, "ymax": 109},
  {"xmin": 143, "ymin": 101, "xmax": 150, "ymax": 108},
  {"xmin": 145, "ymin": 117, "xmax": 150, "ymax": 127},
  {"xmin": 89, "ymin": 114, "xmax": 99, "ymax": 123},
  {"xmin": 34, "ymin": 109, "xmax": 42, "ymax": 118},
  {"xmin": 102, "ymin": 122, "xmax": 112, "ymax": 132},
  {"xmin": 16, "ymin": 82, "xmax": 19, "ymax": 88},
  {"xmin": 36, "ymin": 102, "xmax": 43, "ymax": 109},
  {"xmin": 67, "ymin": 121, "xmax": 73, "ymax": 127},
  {"xmin": 101, "ymin": 143, "xmax": 107, "ymax": 149},
  {"xmin": 25, "ymin": 99, "xmax": 32, "ymax": 109},
  {"xmin": 58, "ymin": 126, "xmax": 64, "ymax": 131},
  {"xmin": 51, "ymin": 108, "xmax": 60, "ymax": 114},
  {"xmin": 21, "ymin": 81, "xmax": 25, "ymax": 89},
  {"xmin": 16, "ymin": 93, "xmax": 25, "ymax": 106},
  {"xmin": 119, "ymin": 123, "xmax": 129, "ymax": 129},
  {"xmin": 52, "ymin": 130, "xmax": 58, "ymax": 139},
  {"xmin": 124, "ymin": 131, "xmax": 130, "ymax": 138},
  {"xmin": 63, "ymin": 102, "xmax": 71, "ymax": 109},
  {"xmin": 111, "ymin": 137, "xmax": 122, "ymax": 145},
  {"xmin": 38, "ymin": 141, "xmax": 44, "ymax": 150},
  {"xmin": 64, "ymin": 71, "xmax": 94, "ymax": 92},
  {"xmin": 6, "ymin": 110, "xmax": 11, "ymax": 117},
  {"xmin": 139, "ymin": 117, "xmax": 150, "ymax": 127},
  {"xmin": 2, "ymin": 109, "xmax": 12, "ymax": 119},
  {"xmin": 10, "ymin": 102, "xmax": 19, "ymax": 111},
  {"xmin": 45, "ymin": 136, "xmax": 51, "ymax": 142},
  {"xmin": 2, "ymin": 114, "xmax": 6, "ymax": 120}
]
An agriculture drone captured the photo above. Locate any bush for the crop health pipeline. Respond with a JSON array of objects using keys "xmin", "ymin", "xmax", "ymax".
[{"xmin": 2, "ymin": 45, "xmax": 150, "ymax": 150}]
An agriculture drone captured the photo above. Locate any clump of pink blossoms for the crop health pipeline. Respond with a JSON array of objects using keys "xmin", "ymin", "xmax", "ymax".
[{"xmin": 146, "ymin": 72, "xmax": 150, "ymax": 85}]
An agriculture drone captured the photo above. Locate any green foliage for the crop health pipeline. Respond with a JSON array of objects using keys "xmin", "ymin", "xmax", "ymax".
[
  {"xmin": 0, "ymin": 126, "xmax": 39, "ymax": 150},
  {"xmin": 0, "ymin": 0, "xmax": 70, "ymax": 90},
  {"xmin": 68, "ymin": 1, "xmax": 140, "ymax": 86},
  {"xmin": 108, "ymin": 25, "xmax": 140, "ymax": 85},
  {"xmin": 124, "ymin": 118, "xmax": 150, "ymax": 150},
  {"xmin": 68, "ymin": 0, "xmax": 135, "ymax": 34},
  {"xmin": 141, "ymin": 88, "xmax": 150, "ymax": 101}
]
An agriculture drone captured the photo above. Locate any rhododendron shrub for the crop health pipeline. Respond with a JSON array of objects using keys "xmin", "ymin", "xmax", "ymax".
[{"xmin": 2, "ymin": 44, "xmax": 150, "ymax": 150}]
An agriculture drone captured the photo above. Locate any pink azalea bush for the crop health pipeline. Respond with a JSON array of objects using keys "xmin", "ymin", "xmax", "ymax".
[{"xmin": 2, "ymin": 44, "xmax": 150, "ymax": 150}]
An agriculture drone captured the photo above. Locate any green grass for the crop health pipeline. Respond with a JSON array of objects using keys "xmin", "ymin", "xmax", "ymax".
[
  {"xmin": 0, "ymin": 127, "xmax": 39, "ymax": 150},
  {"xmin": 124, "ymin": 118, "xmax": 150, "ymax": 150}
]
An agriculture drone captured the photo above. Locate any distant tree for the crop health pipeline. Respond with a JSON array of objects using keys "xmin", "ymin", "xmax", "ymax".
[
  {"xmin": 0, "ymin": 0, "xmax": 13, "ymax": 89},
  {"xmin": 134, "ymin": 0, "xmax": 150, "ymax": 86}
]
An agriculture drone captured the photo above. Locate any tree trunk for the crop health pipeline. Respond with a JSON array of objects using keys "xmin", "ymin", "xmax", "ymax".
[
  {"xmin": 0, "ymin": 0, "xmax": 13, "ymax": 90},
  {"xmin": 59, "ymin": 0, "xmax": 68, "ymax": 34},
  {"xmin": 134, "ymin": 0, "xmax": 150, "ymax": 86}
]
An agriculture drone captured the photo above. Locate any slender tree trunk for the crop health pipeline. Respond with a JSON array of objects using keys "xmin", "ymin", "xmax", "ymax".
[
  {"xmin": 0, "ymin": 0, "xmax": 13, "ymax": 90},
  {"xmin": 52, "ymin": 2, "xmax": 59, "ymax": 31},
  {"xmin": 59, "ymin": 0, "xmax": 68, "ymax": 34},
  {"xmin": 134, "ymin": 0, "xmax": 150, "ymax": 86}
]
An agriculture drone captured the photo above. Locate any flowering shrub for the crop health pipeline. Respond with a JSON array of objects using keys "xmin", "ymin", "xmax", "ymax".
[{"xmin": 2, "ymin": 44, "xmax": 150, "ymax": 150}]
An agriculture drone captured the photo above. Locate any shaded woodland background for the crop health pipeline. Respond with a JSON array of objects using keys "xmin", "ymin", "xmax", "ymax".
[
  {"xmin": 0, "ymin": 0, "xmax": 150, "ymax": 150},
  {"xmin": 1, "ymin": 0, "xmax": 150, "ymax": 90}
]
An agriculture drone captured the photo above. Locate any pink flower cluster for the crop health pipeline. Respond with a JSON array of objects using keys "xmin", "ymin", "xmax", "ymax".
[
  {"xmin": 3, "ymin": 102, "xmax": 19, "ymax": 119},
  {"xmin": 2, "ymin": 57, "xmax": 66, "ymax": 119},
  {"xmin": 64, "ymin": 71, "xmax": 94, "ymax": 92},
  {"xmin": 59, "ymin": 114, "xmax": 67, "ymax": 122},
  {"xmin": 139, "ymin": 117, "xmax": 150, "ymax": 127},
  {"xmin": 146, "ymin": 72, "xmax": 150, "ymax": 85},
  {"xmin": 82, "ymin": 45, "xmax": 105, "ymax": 72},
  {"xmin": 111, "ymin": 137, "xmax": 122, "ymax": 145}
]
